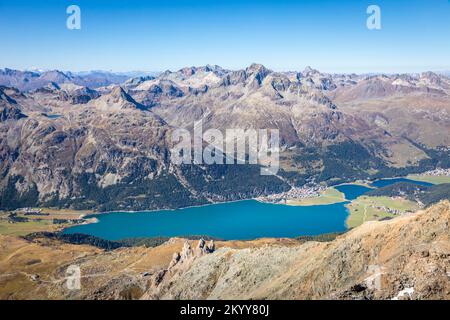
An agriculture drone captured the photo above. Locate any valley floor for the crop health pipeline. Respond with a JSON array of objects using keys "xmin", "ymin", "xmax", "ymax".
[
  {"xmin": 345, "ymin": 196, "xmax": 419, "ymax": 228},
  {"xmin": 0, "ymin": 208, "xmax": 90, "ymax": 236}
]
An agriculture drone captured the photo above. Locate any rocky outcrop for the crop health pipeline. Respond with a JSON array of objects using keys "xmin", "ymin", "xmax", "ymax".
[
  {"xmin": 0, "ymin": 87, "xmax": 27, "ymax": 121},
  {"xmin": 88, "ymin": 86, "xmax": 147, "ymax": 111},
  {"xmin": 141, "ymin": 239, "xmax": 216, "ymax": 299},
  {"xmin": 167, "ymin": 240, "xmax": 211, "ymax": 270}
]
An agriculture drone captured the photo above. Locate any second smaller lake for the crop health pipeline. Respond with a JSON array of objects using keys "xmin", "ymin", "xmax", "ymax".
[
  {"xmin": 369, "ymin": 178, "xmax": 433, "ymax": 188},
  {"xmin": 335, "ymin": 177, "xmax": 433, "ymax": 201},
  {"xmin": 335, "ymin": 184, "xmax": 373, "ymax": 200},
  {"xmin": 63, "ymin": 177, "xmax": 434, "ymax": 241}
]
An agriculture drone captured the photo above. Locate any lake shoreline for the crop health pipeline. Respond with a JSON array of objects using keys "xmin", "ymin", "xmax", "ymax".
[
  {"xmin": 60, "ymin": 176, "xmax": 439, "ymax": 240},
  {"xmin": 65, "ymin": 176, "xmax": 436, "ymax": 218},
  {"xmin": 63, "ymin": 200, "xmax": 351, "ymax": 241}
]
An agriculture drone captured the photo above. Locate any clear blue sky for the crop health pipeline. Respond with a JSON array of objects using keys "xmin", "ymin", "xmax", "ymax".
[{"xmin": 0, "ymin": 0, "xmax": 449, "ymax": 73}]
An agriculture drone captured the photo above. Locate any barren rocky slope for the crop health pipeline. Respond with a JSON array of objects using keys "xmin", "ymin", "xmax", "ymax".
[{"xmin": 0, "ymin": 201, "xmax": 448, "ymax": 300}]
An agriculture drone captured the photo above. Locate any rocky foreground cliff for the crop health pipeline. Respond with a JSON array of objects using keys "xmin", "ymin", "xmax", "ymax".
[{"xmin": 0, "ymin": 201, "xmax": 448, "ymax": 300}]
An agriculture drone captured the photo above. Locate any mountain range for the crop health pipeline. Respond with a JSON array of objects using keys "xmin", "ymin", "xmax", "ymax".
[
  {"xmin": 0, "ymin": 64, "xmax": 449, "ymax": 211},
  {"xmin": 0, "ymin": 69, "xmax": 156, "ymax": 92}
]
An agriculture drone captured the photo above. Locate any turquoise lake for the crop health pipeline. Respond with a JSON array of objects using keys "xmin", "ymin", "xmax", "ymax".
[
  {"xmin": 63, "ymin": 201, "xmax": 350, "ymax": 240},
  {"xmin": 335, "ymin": 184, "xmax": 373, "ymax": 200},
  {"xmin": 369, "ymin": 177, "xmax": 433, "ymax": 188},
  {"xmin": 63, "ymin": 178, "xmax": 432, "ymax": 240}
]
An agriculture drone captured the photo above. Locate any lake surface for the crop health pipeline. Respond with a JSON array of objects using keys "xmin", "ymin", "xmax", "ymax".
[
  {"xmin": 63, "ymin": 200, "xmax": 350, "ymax": 241},
  {"xmin": 369, "ymin": 178, "xmax": 433, "ymax": 188},
  {"xmin": 46, "ymin": 114, "xmax": 63, "ymax": 119},
  {"xmin": 335, "ymin": 184, "xmax": 373, "ymax": 200},
  {"xmin": 63, "ymin": 177, "xmax": 433, "ymax": 240}
]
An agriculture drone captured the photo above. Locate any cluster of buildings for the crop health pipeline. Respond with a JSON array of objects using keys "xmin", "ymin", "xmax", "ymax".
[
  {"xmin": 368, "ymin": 204, "xmax": 414, "ymax": 216},
  {"xmin": 418, "ymin": 168, "xmax": 450, "ymax": 177},
  {"xmin": 13, "ymin": 208, "xmax": 47, "ymax": 215},
  {"xmin": 259, "ymin": 184, "xmax": 326, "ymax": 203},
  {"xmin": 372, "ymin": 205, "xmax": 402, "ymax": 215}
]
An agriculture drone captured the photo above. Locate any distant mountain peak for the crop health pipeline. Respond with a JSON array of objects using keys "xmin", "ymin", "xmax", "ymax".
[
  {"xmin": 90, "ymin": 86, "xmax": 146, "ymax": 111},
  {"xmin": 179, "ymin": 67, "xmax": 197, "ymax": 77},
  {"xmin": 0, "ymin": 87, "xmax": 27, "ymax": 121},
  {"xmin": 420, "ymin": 71, "xmax": 442, "ymax": 85},
  {"xmin": 302, "ymin": 66, "xmax": 320, "ymax": 76},
  {"xmin": 109, "ymin": 86, "xmax": 144, "ymax": 106},
  {"xmin": 246, "ymin": 63, "xmax": 270, "ymax": 73},
  {"xmin": 111, "ymin": 86, "xmax": 129, "ymax": 97},
  {"xmin": 124, "ymin": 75, "xmax": 156, "ymax": 88},
  {"xmin": 245, "ymin": 63, "xmax": 272, "ymax": 87}
]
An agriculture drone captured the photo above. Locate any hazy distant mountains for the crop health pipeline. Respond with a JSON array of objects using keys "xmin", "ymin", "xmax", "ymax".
[
  {"xmin": 0, "ymin": 64, "xmax": 449, "ymax": 211},
  {"xmin": 0, "ymin": 68, "xmax": 157, "ymax": 91}
]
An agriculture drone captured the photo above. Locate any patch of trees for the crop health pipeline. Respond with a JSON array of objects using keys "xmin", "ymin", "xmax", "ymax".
[
  {"xmin": 24, "ymin": 232, "xmax": 123, "ymax": 250},
  {"xmin": 295, "ymin": 232, "xmax": 345, "ymax": 243},
  {"xmin": 418, "ymin": 183, "xmax": 450, "ymax": 206},
  {"xmin": 118, "ymin": 235, "xmax": 222, "ymax": 248},
  {"xmin": 179, "ymin": 163, "xmax": 290, "ymax": 200},
  {"xmin": 24, "ymin": 232, "xmax": 223, "ymax": 250},
  {"xmin": 367, "ymin": 182, "xmax": 428, "ymax": 197},
  {"xmin": 0, "ymin": 175, "xmax": 39, "ymax": 210},
  {"xmin": 7, "ymin": 213, "xmax": 29, "ymax": 223},
  {"xmin": 42, "ymin": 172, "xmax": 208, "ymax": 212},
  {"xmin": 291, "ymin": 142, "xmax": 382, "ymax": 184},
  {"xmin": 290, "ymin": 141, "xmax": 450, "ymax": 186},
  {"xmin": 367, "ymin": 182, "xmax": 450, "ymax": 207}
]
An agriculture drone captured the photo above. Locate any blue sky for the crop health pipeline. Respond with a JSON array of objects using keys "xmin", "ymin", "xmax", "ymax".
[{"xmin": 0, "ymin": 0, "xmax": 449, "ymax": 73}]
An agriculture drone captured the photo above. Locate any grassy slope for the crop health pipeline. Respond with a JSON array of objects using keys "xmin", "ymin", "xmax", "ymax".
[
  {"xmin": 0, "ymin": 208, "xmax": 89, "ymax": 236},
  {"xmin": 345, "ymin": 196, "xmax": 420, "ymax": 228},
  {"xmin": 0, "ymin": 220, "xmax": 55, "ymax": 236}
]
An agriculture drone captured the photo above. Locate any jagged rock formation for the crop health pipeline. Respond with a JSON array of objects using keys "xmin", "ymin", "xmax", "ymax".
[
  {"xmin": 169, "ymin": 239, "xmax": 215, "ymax": 268},
  {"xmin": 145, "ymin": 239, "xmax": 216, "ymax": 298}
]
